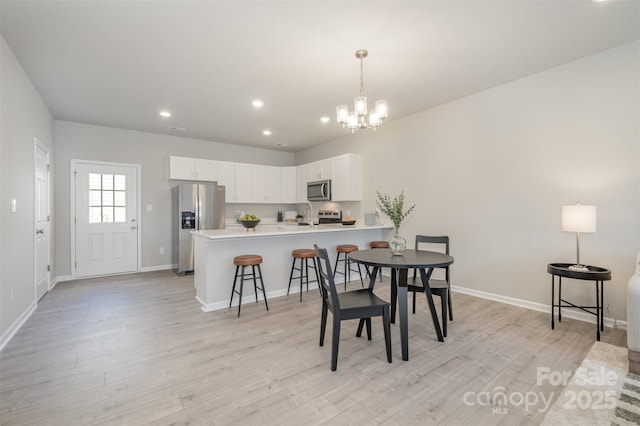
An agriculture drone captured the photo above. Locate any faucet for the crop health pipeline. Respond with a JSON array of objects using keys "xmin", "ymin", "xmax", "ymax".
[{"xmin": 306, "ymin": 201, "xmax": 314, "ymax": 229}]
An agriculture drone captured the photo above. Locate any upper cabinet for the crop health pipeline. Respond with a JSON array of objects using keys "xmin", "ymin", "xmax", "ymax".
[
  {"xmin": 331, "ymin": 154, "xmax": 361, "ymax": 201},
  {"xmin": 251, "ymin": 165, "xmax": 281, "ymax": 203},
  {"xmin": 296, "ymin": 154, "xmax": 361, "ymax": 201},
  {"xmin": 169, "ymin": 156, "xmax": 218, "ymax": 181},
  {"xmin": 280, "ymin": 167, "xmax": 297, "ymax": 204},
  {"xmin": 296, "ymin": 163, "xmax": 312, "ymax": 203},
  {"xmin": 169, "ymin": 154, "xmax": 361, "ymax": 203},
  {"xmin": 218, "ymin": 161, "xmax": 251, "ymax": 203}
]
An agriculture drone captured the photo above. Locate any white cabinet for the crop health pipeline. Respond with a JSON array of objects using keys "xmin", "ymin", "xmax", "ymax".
[
  {"xmin": 295, "ymin": 154, "xmax": 361, "ymax": 202},
  {"xmin": 310, "ymin": 158, "xmax": 333, "ymax": 181},
  {"xmin": 168, "ymin": 154, "xmax": 361, "ymax": 204},
  {"xmin": 251, "ymin": 165, "xmax": 281, "ymax": 203},
  {"xmin": 331, "ymin": 153, "xmax": 361, "ymax": 201},
  {"xmin": 217, "ymin": 161, "xmax": 251, "ymax": 203},
  {"xmin": 280, "ymin": 167, "xmax": 297, "ymax": 204},
  {"xmin": 296, "ymin": 163, "xmax": 312, "ymax": 202},
  {"xmin": 169, "ymin": 156, "xmax": 218, "ymax": 181}
]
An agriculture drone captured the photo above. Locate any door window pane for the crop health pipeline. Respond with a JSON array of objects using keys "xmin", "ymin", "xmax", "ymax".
[{"xmin": 88, "ymin": 173, "xmax": 127, "ymax": 223}]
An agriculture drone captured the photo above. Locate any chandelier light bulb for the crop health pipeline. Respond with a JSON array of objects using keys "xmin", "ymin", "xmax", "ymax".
[{"xmin": 336, "ymin": 49, "xmax": 388, "ymax": 133}]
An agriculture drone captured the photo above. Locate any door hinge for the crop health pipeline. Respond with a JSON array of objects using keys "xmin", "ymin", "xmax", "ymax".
[
  {"xmin": 47, "ymin": 264, "xmax": 51, "ymax": 272},
  {"xmin": 47, "ymin": 215, "xmax": 50, "ymax": 222},
  {"xmin": 74, "ymin": 261, "xmax": 77, "ymax": 269},
  {"xmin": 47, "ymin": 164, "xmax": 50, "ymax": 172}
]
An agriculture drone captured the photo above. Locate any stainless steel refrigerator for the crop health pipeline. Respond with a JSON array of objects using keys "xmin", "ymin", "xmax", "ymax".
[{"xmin": 173, "ymin": 183, "xmax": 226, "ymax": 275}]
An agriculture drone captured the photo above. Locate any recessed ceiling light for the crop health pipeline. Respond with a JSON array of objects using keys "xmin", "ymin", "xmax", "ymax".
[
  {"xmin": 252, "ymin": 100, "xmax": 264, "ymax": 108},
  {"xmin": 263, "ymin": 130, "xmax": 272, "ymax": 136},
  {"xmin": 159, "ymin": 111, "xmax": 171, "ymax": 118},
  {"xmin": 320, "ymin": 116, "xmax": 330, "ymax": 123}
]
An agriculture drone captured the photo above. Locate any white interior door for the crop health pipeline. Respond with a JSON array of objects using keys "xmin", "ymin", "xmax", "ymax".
[
  {"xmin": 34, "ymin": 140, "xmax": 50, "ymax": 301},
  {"xmin": 74, "ymin": 161, "xmax": 139, "ymax": 278}
]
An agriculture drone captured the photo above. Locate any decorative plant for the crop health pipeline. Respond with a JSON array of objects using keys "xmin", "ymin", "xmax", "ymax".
[{"xmin": 376, "ymin": 190, "xmax": 415, "ymax": 233}]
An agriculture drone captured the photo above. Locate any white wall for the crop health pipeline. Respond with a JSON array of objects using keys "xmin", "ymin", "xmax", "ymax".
[
  {"xmin": 0, "ymin": 36, "xmax": 55, "ymax": 339},
  {"xmin": 54, "ymin": 121, "xmax": 294, "ymax": 277},
  {"xmin": 296, "ymin": 41, "xmax": 640, "ymax": 322}
]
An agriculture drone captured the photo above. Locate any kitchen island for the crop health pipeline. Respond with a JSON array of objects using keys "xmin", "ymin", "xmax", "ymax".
[{"xmin": 192, "ymin": 223, "xmax": 393, "ymax": 312}]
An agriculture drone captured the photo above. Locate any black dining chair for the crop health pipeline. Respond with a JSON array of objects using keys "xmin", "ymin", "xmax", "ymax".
[
  {"xmin": 407, "ymin": 235, "xmax": 452, "ymax": 337},
  {"xmin": 314, "ymin": 244, "xmax": 392, "ymax": 371}
]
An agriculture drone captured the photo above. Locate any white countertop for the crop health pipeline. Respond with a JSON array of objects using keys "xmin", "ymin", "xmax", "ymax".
[{"xmin": 193, "ymin": 223, "xmax": 393, "ymax": 240}]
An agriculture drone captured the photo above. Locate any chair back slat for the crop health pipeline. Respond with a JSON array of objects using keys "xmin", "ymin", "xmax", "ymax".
[
  {"xmin": 314, "ymin": 245, "xmax": 340, "ymax": 311},
  {"xmin": 415, "ymin": 235, "xmax": 450, "ymax": 280}
]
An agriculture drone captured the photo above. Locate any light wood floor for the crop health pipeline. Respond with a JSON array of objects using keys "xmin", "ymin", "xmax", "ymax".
[{"xmin": 0, "ymin": 270, "xmax": 626, "ymax": 425}]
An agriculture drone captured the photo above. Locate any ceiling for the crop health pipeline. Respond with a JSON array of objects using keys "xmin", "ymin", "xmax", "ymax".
[{"xmin": 1, "ymin": 1, "xmax": 638, "ymax": 153}]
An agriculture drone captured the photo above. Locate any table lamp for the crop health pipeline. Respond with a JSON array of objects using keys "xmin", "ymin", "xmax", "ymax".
[{"xmin": 562, "ymin": 202, "xmax": 596, "ymax": 271}]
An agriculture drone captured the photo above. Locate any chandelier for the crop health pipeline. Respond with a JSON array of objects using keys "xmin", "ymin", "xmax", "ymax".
[{"xmin": 336, "ymin": 49, "xmax": 388, "ymax": 133}]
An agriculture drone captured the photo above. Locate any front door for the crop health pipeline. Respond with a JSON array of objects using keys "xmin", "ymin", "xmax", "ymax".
[
  {"xmin": 73, "ymin": 161, "xmax": 139, "ymax": 278},
  {"xmin": 34, "ymin": 140, "xmax": 50, "ymax": 300}
]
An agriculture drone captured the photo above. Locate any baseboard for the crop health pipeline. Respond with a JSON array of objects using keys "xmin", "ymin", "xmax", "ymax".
[
  {"xmin": 56, "ymin": 274, "xmax": 73, "ymax": 283},
  {"xmin": 48, "ymin": 277, "xmax": 59, "ymax": 291},
  {"xmin": 0, "ymin": 300, "xmax": 37, "ymax": 352},
  {"xmin": 140, "ymin": 264, "xmax": 174, "ymax": 273},
  {"xmin": 451, "ymin": 285, "xmax": 627, "ymax": 330}
]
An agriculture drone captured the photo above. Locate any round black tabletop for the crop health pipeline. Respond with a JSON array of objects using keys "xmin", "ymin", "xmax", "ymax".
[
  {"xmin": 547, "ymin": 263, "xmax": 611, "ymax": 281},
  {"xmin": 349, "ymin": 249, "xmax": 454, "ymax": 269}
]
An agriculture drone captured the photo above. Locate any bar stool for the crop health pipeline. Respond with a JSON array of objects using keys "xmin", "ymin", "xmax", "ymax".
[
  {"xmin": 370, "ymin": 241, "xmax": 390, "ymax": 282},
  {"xmin": 287, "ymin": 249, "xmax": 319, "ymax": 302},
  {"xmin": 333, "ymin": 244, "xmax": 364, "ymax": 290},
  {"xmin": 229, "ymin": 254, "xmax": 268, "ymax": 317}
]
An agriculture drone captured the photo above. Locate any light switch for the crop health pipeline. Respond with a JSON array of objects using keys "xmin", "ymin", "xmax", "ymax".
[
  {"xmin": 10, "ymin": 198, "xmax": 16, "ymax": 213},
  {"xmin": 146, "ymin": 204, "xmax": 153, "ymax": 212}
]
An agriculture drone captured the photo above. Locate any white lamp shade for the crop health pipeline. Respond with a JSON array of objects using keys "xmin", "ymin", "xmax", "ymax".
[
  {"xmin": 375, "ymin": 100, "xmax": 388, "ymax": 119},
  {"xmin": 336, "ymin": 105, "xmax": 349, "ymax": 124},
  {"xmin": 562, "ymin": 204, "xmax": 596, "ymax": 233},
  {"xmin": 354, "ymin": 96, "xmax": 367, "ymax": 116}
]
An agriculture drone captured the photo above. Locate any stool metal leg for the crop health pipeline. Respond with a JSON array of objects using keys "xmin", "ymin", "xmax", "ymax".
[
  {"xmin": 299, "ymin": 258, "xmax": 305, "ymax": 302},
  {"xmin": 237, "ymin": 265, "xmax": 246, "ymax": 317},
  {"xmin": 257, "ymin": 264, "xmax": 268, "ymax": 311},
  {"xmin": 252, "ymin": 265, "xmax": 260, "ymax": 304},
  {"xmin": 230, "ymin": 265, "xmax": 240, "ymax": 308},
  {"xmin": 287, "ymin": 257, "xmax": 296, "ymax": 296}
]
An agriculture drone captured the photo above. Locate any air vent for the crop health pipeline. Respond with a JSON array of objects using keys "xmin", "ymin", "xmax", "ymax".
[{"xmin": 168, "ymin": 126, "xmax": 186, "ymax": 131}]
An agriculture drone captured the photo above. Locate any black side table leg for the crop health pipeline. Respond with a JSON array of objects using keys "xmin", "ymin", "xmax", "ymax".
[
  {"xmin": 558, "ymin": 277, "xmax": 562, "ymax": 322},
  {"xmin": 551, "ymin": 275, "xmax": 555, "ymax": 330},
  {"xmin": 595, "ymin": 281, "xmax": 601, "ymax": 341},
  {"xmin": 600, "ymin": 280, "xmax": 605, "ymax": 332}
]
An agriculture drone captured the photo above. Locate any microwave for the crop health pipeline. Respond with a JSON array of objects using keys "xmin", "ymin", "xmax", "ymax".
[{"xmin": 307, "ymin": 179, "xmax": 331, "ymax": 201}]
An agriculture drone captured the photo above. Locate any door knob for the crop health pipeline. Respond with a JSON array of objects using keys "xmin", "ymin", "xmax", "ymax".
[
  {"xmin": 36, "ymin": 229, "xmax": 44, "ymax": 234},
  {"xmin": 131, "ymin": 225, "xmax": 137, "ymax": 230}
]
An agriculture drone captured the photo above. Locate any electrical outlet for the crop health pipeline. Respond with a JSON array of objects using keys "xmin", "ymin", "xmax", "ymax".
[
  {"xmin": 11, "ymin": 287, "xmax": 15, "ymax": 300},
  {"xmin": 159, "ymin": 247, "xmax": 165, "ymax": 254}
]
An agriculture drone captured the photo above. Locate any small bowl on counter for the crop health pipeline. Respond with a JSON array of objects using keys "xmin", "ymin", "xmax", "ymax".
[
  {"xmin": 239, "ymin": 219, "xmax": 261, "ymax": 231},
  {"xmin": 341, "ymin": 220, "xmax": 356, "ymax": 226}
]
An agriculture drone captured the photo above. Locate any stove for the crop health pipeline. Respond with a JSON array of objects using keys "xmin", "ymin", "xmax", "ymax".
[{"xmin": 317, "ymin": 209, "xmax": 342, "ymax": 224}]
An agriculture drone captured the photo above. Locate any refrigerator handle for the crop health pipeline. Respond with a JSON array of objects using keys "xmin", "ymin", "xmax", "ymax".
[{"xmin": 195, "ymin": 192, "xmax": 200, "ymax": 230}]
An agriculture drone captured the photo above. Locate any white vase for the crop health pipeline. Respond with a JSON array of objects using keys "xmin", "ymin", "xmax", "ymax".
[{"xmin": 628, "ymin": 252, "xmax": 640, "ymax": 374}]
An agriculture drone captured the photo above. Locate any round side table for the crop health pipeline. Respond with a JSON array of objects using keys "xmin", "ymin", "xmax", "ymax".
[{"xmin": 547, "ymin": 263, "xmax": 611, "ymax": 341}]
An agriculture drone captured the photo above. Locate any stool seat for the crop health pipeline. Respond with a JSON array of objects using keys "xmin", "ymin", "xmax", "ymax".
[
  {"xmin": 336, "ymin": 244, "xmax": 359, "ymax": 253},
  {"xmin": 292, "ymin": 249, "xmax": 315, "ymax": 259},
  {"xmin": 234, "ymin": 255, "xmax": 262, "ymax": 266},
  {"xmin": 370, "ymin": 241, "xmax": 390, "ymax": 249}
]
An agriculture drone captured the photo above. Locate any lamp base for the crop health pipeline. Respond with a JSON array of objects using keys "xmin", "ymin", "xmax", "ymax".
[{"xmin": 568, "ymin": 264, "xmax": 589, "ymax": 271}]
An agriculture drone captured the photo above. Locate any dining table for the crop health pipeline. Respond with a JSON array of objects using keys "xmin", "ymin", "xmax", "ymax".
[{"xmin": 348, "ymin": 248, "xmax": 455, "ymax": 361}]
